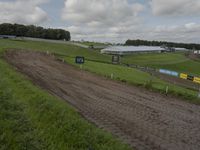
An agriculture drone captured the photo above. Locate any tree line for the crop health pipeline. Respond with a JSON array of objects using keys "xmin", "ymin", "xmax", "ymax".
[
  {"xmin": 125, "ymin": 39, "xmax": 200, "ymax": 50},
  {"xmin": 0, "ymin": 23, "xmax": 71, "ymax": 41}
]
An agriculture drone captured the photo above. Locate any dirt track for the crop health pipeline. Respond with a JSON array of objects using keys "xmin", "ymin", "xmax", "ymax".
[{"xmin": 5, "ymin": 51, "xmax": 200, "ymax": 150}]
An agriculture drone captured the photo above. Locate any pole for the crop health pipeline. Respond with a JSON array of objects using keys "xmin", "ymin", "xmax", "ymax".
[
  {"xmin": 198, "ymin": 88, "xmax": 200, "ymax": 98},
  {"xmin": 111, "ymin": 73, "xmax": 114, "ymax": 79},
  {"xmin": 80, "ymin": 64, "xmax": 83, "ymax": 70},
  {"xmin": 166, "ymin": 86, "xmax": 169, "ymax": 95}
]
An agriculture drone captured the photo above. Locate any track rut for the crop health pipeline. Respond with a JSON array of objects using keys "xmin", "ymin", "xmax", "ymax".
[{"xmin": 5, "ymin": 50, "xmax": 200, "ymax": 150}]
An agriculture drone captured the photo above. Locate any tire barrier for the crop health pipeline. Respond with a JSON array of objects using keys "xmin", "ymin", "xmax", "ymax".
[
  {"xmin": 194, "ymin": 77, "xmax": 200, "ymax": 84},
  {"xmin": 126, "ymin": 64, "xmax": 200, "ymax": 85},
  {"xmin": 180, "ymin": 73, "xmax": 187, "ymax": 80},
  {"xmin": 187, "ymin": 75, "xmax": 194, "ymax": 81},
  {"xmin": 157, "ymin": 69, "xmax": 200, "ymax": 85},
  {"xmin": 180, "ymin": 73, "xmax": 200, "ymax": 84}
]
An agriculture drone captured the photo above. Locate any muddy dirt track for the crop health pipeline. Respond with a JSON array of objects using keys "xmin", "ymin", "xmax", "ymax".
[{"xmin": 5, "ymin": 51, "xmax": 200, "ymax": 150}]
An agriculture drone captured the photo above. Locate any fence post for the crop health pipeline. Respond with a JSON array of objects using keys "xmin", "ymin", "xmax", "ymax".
[
  {"xmin": 166, "ymin": 86, "xmax": 169, "ymax": 95},
  {"xmin": 80, "ymin": 64, "xmax": 83, "ymax": 70},
  {"xmin": 111, "ymin": 73, "xmax": 114, "ymax": 79},
  {"xmin": 148, "ymin": 72, "xmax": 153, "ymax": 85},
  {"xmin": 198, "ymin": 88, "xmax": 200, "ymax": 98}
]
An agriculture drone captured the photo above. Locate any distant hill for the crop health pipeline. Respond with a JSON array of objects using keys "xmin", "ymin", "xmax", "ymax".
[
  {"xmin": 0, "ymin": 23, "xmax": 70, "ymax": 41},
  {"xmin": 125, "ymin": 39, "xmax": 200, "ymax": 50}
]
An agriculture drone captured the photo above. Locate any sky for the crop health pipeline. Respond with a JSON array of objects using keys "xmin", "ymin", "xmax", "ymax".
[{"xmin": 0, "ymin": 0, "xmax": 200, "ymax": 43}]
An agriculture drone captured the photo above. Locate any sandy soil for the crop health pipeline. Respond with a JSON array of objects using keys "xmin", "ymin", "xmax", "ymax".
[{"xmin": 5, "ymin": 50, "xmax": 200, "ymax": 150}]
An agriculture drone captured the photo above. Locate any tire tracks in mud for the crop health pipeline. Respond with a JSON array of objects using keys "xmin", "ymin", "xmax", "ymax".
[{"xmin": 5, "ymin": 50, "xmax": 200, "ymax": 150}]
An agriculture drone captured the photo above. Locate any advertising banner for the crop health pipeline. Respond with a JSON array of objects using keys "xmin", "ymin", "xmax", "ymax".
[
  {"xmin": 194, "ymin": 77, "xmax": 200, "ymax": 84},
  {"xmin": 75, "ymin": 56, "xmax": 85, "ymax": 64},
  {"xmin": 159, "ymin": 69, "xmax": 179, "ymax": 77},
  {"xmin": 180, "ymin": 73, "xmax": 188, "ymax": 80}
]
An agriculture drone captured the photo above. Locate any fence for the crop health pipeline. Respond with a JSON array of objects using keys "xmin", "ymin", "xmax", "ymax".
[
  {"xmin": 124, "ymin": 64, "xmax": 200, "ymax": 91},
  {"xmin": 53, "ymin": 53, "xmax": 200, "ymax": 91}
]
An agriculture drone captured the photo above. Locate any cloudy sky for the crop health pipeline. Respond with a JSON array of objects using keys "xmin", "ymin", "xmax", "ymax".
[{"xmin": 0, "ymin": 0, "xmax": 200, "ymax": 43}]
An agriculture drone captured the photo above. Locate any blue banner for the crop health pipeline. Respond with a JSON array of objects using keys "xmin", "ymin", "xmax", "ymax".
[{"xmin": 159, "ymin": 69, "xmax": 179, "ymax": 77}]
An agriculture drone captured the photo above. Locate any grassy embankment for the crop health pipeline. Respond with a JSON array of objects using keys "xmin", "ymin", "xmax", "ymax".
[
  {"xmin": 0, "ymin": 39, "xmax": 131, "ymax": 149},
  {"xmin": 1, "ymin": 38, "xmax": 200, "ymax": 149},
  {"xmin": 65, "ymin": 57, "xmax": 199, "ymax": 103},
  {"xmin": 76, "ymin": 41, "xmax": 110, "ymax": 47},
  {"xmin": 122, "ymin": 52, "xmax": 200, "ymax": 76},
  {"xmin": 0, "ymin": 39, "xmax": 199, "ymax": 103}
]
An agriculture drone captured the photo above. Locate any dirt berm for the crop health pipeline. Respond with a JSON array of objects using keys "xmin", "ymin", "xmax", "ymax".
[{"xmin": 5, "ymin": 50, "xmax": 200, "ymax": 150}]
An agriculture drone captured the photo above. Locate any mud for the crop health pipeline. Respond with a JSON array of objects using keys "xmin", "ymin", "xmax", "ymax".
[{"xmin": 5, "ymin": 50, "xmax": 200, "ymax": 150}]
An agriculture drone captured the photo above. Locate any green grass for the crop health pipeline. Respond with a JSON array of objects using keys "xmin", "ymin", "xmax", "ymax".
[
  {"xmin": 0, "ymin": 39, "xmax": 199, "ymax": 101},
  {"xmin": 121, "ymin": 52, "xmax": 200, "ymax": 76},
  {"xmin": 77, "ymin": 41, "xmax": 109, "ymax": 47},
  {"xmin": 151, "ymin": 60, "xmax": 200, "ymax": 76},
  {"xmin": 0, "ymin": 39, "xmax": 111, "ymax": 63},
  {"xmin": 68, "ymin": 58, "xmax": 152, "ymax": 85},
  {"xmin": 0, "ymin": 49, "xmax": 131, "ymax": 149},
  {"xmin": 122, "ymin": 52, "xmax": 188, "ymax": 65},
  {"xmin": 0, "ymin": 38, "xmax": 200, "ymax": 149},
  {"xmin": 65, "ymin": 58, "xmax": 199, "ymax": 104},
  {"xmin": 3, "ymin": 39, "xmax": 199, "ymax": 77}
]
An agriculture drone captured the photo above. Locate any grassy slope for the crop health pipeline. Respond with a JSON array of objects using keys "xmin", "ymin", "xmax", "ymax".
[
  {"xmin": 0, "ymin": 39, "xmax": 199, "ymax": 101},
  {"xmin": 77, "ymin": 41, "xmax": 109, "ymax": 47},
  {"xmin": 0, "ymin": 39, "xmax": 200, "ymax": 149},
  {"xmin": 0, "ymin": 40, "xmax": 131, "ymax": 149},
  {"xmin": 153, "ymin": 60, "xmax": 200, "ymax": 76},
  {"xmin": 0, "ymin": 39, "xmax": 111, "ymax": 63},
  {"xmin": 122, "ymin": 52, "xmax": 188, "ymax": 65},
  {"xmin": 122, "ymin": 52, "xmax": 200, "ymax": 76},
  {"xmin": 4, "ymin": 39, "xmax": 199, "ymax": 77},
  {"xmin": 65, "ymin": 57, "xmax": 199, "ymax": 103}
]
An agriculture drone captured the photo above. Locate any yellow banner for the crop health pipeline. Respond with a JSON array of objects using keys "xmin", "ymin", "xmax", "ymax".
[
  {"xmin": 180, "ymin": 73, "xmax": 187, "ymax": 80},
  {"xmin": 194, "ymin": 77, "xmax": 200, "ymax": 84}
]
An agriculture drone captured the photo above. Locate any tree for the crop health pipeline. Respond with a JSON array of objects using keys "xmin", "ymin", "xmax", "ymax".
[
  {"xmin": 125, "ymin": 39, "xmax": 200, "ymax": 50},
  {"xmin": 0, "ymin": 23, "xmax": 71, "ymax": 41}
]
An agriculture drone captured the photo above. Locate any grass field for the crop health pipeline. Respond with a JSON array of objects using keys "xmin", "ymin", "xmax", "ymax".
[
  {"xmin": 77, "ymin": 41, "xmax": 110, "ymax": 47},
  {"xmin": 3, "ymin": 39, "xmax": 199, "ymax": 77},
  {"xmin": 0, "ymin": 39, "xmax": 131, "ymax": 149},
  {"xmin": 0, "ymin": 39, "xmax": 199, "ymax": 101},
  {"xmin": 65, "ymin": 57, "xmax": 199, "ymax": 103},
  {"xmin": 0, "ymin": 38, "xmax": 200, "ymax": 149},
  {"xmin": 121, "ymin": 52, "xmax": 200, "ymax": 76},
  {"xmin": 0, "ymin": 39, "xmax": 111, "ymax": 63}
]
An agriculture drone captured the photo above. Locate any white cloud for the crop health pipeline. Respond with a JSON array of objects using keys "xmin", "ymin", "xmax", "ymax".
[
  {"xmin": 66, "ymin": 22, "xmax": 200, "ymax": 43},
  {"xmin": 60, "ymin": 0, "xmax": 200, "ymax": 43},
  {"xmin": 62, "ymin": 0, "xmax": 144, "ymax": 25},
  {"xmin": 62, "ymin": 0, "xmax": 144, "ymax": 42},
  {"xmin": 151, "ymin": 0, "xmax": 200, "ymax": 16},
  {"xmin": 0, "ymin": 0, "xmax": 49, "ymax": 24},
  {"xmin": 145, "ymin": 22, "xmax": 200, "ymax": 43}
]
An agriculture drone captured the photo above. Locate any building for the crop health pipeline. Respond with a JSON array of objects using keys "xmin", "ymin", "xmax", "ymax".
[
  {"xmin": 174, "ymin": 48, "xmax": 188, "ymax": 51},
  {"xmin": 101, "ymin": 46, "xmax": 165, "ymax": 55},
  {"xmin": 101, "ymin": 46, "xmax": 188, "ymax": 55}
]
